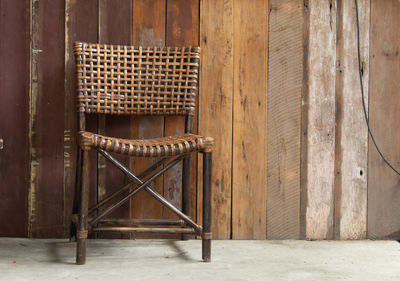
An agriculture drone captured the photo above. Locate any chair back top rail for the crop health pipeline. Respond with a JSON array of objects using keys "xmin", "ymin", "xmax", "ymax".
[{"xmin": 74, "ymin": 42, "xmax": 200, "ymax": 116}]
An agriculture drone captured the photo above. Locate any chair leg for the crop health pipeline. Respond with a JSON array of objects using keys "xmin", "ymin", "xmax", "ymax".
[
  {"xmin": 76, "ymin": 150, "xmax": 90, "ymax": 265},
  {"xmin": 181, "ymin": 155, "xmax": 191, "ymax": 240},
  {"xmin": 202, "ymin": 151, "xmax": 212, "ymax": 262},
  {"xmin": 71, "ymin": 148, "xmax": 83, "ymax": 241}
]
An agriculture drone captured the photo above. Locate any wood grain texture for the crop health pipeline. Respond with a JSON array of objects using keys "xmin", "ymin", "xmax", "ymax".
[
  {"xmin": 199, "ymin": 0, "xmax": 233, "ymax": 239},
  {"xmin": 30, "ymin": 0, "xmax": 65, "ymax": 237},
  {"xmin": 0, "ymin": 0, "xmax": 30, "ymax": 237},
  {"xmin": 267, "ymin": 0, "xmax": 302, "ymax": 239},
  {"xmin": 304, "ymin": 0, "xmax": 336, "ymax": 240},
  {"xmin": 300, "ymin": 0, "xmax": 310, "ymax": 240},
  {"xmin": 98, "ymin": 0, "xmax": 133, "ymax": 239},
  {"xmin": 368, "ymin": 0, "xmax": 400, "ymax": 239},
  {"xmin": 130, "ymin": 0, "xmax": 165, "ymax": 225},
  {"xmin": 165, "ymin": 0, "xmax": 199, "ymax": 221},
  {"xmin": 334, "ymin": 0, "xmax": 369, "ymax": 240},
  {"xmin": 64, "ymin": 0, "xmax": 99, "ymax": 237},
  {"xmin": 232, "ymin": 0, "xmax": 268, "ymax": 239}
]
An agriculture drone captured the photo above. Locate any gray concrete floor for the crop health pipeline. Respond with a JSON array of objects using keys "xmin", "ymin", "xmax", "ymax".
[{"xmin": 1, "ymin": 239, "xmax": 400, "ymax": 280}]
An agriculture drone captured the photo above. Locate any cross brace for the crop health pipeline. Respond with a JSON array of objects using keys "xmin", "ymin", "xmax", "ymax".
[{"xmin": 88, "ymin": 149, "xmax": 202, "ymax": 234}]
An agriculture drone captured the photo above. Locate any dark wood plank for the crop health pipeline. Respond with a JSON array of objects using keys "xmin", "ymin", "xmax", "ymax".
[
  {"xmin": 232, "ymin": 0, "xmax": 268, "ymax": 239},
  {"xmin": 165, "ymin": 0, "xmax": 199, "ymax": 221},
  {"xmin": 267, "ymin": 0, "xmax": 302, "ymax": 239},
  {"xmin": 30, "ymin": 0, "xmax": 65, "ymax": 237},
  {"xmin": 0, "ymin": 0, "xmax": 30, "ymax": 237},
  {"xmin": 198, "ymin": 0, "xmax": 233, "ymax": 239},
  {"xmin": 130, "ymin": 0, "xmax": 166, "ymax": 229},
  {"xmin": 64, "ymin": 0, "xmax": 99, "ymax": 237},
  {"xmin": 97, "ymin": 0, "xmax": 133, "ymax": 239},
  {"xmin": 368, "ymin": 0, "xmax": 400, "ymax": 239}
]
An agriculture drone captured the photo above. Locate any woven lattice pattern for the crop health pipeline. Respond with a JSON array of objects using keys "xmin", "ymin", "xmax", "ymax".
[
  {"xmin": 78, "ymin": 131, "xmax": 214, "ymax": 157},
  {"xmin": 74, "ymin": 42, "xmax": 200, "ymax": 116}
]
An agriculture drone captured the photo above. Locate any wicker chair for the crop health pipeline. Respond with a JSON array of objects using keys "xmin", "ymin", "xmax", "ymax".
[{"xmin": 72, "ymin": 42, "xmax": 213, "ymax": 264}]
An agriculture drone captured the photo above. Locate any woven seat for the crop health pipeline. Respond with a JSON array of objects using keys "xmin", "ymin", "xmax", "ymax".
[
  {"xmin": 72, "ymin": 42, "xmax": 213, "ymax": 265},
  {"xmin": 78, "ymin": 131, "xmax": 214, "ymax": 157}
]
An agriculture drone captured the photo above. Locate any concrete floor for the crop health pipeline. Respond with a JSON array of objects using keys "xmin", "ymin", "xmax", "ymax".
[{"xmin": 1, "ymin": 239, "xmax": 400, "ymax": 281}]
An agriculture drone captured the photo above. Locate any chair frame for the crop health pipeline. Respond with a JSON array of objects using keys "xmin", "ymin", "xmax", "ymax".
[{"xmin": 71, "ymin": 42, "xmax": 212, "ymax": 264}]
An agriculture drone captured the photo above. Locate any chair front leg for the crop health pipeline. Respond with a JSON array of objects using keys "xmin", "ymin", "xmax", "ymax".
[
  {"xmin": 76, "ymin": 149, "xmax": 90, "ymax": 265},
  {"xmin": 202, "ymin": 151, "xmax": 212, "ymax": 262}
]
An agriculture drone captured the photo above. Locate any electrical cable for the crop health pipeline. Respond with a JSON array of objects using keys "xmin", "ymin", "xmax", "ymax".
[{"xmin": 354, "ymin": 0, "xmax": 400, "ymax": 176}]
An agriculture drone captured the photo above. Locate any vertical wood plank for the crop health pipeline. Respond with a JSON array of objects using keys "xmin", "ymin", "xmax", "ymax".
[
  {"xmin": 0, "ymin": 0, "xmax": 30, "ymax": 237},
  {"xmin": 368, "ymin": 0, "xmax": 400, "ymax": 239},
  {"xmin": 232, "ymin": 0, "xmax": 268, "ymax": 239},
  {"xmin": 30, "ymin": 0, "xmax": 65, "ymax": 237},
  {"xmin": 334, "ymin": 0, "xmax": 369, "ymax": 240},
  {"xmin": 98, "ymin": 0, "xmax": 133, "ymax": 238},
  {"xmin": 131, "ymin": 0, "xmax": 165, "ymax": 224},
  {"xmin": 300, "ymin": 0, "xmax": 310, "ymax": 240},
  {"xmin": 304, "ymin": 0, "xmax": 337, "ymax": 240},
  {"xmin": 64, "ymin": 0, "xmax": 99, "ymax": 237},
  {"xmin": 165, "ymin": 0, "xmax": 199, "ymax": 221},
  {"xmin": 199, "ymin": 0, "xmax": 233, "ymax": 239},
  {"xmin": 267, "ymin": 0, "xmax": 302, "ymax": 239}
]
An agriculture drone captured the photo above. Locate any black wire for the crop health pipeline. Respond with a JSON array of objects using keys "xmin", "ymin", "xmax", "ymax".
[{"xmin": 354, "ymin": 0, "xmax": 400, "ymax": 176}]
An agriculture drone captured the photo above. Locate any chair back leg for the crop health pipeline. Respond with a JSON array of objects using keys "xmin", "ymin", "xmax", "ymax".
[
  {"xmin": 181, "ymin": 155, "xmax": 191, "ymax": 240},
  {"xmin": 76, "ymin": 149, "xmax": 90, "ymax": 264},
  {"xmin": 202, "ymin": 151, "xmax": 212, "ymax": 262}
]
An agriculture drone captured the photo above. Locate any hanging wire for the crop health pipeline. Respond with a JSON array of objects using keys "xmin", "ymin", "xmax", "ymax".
[{"xmin": 354, "ymin": 0, "xmax": 400, "ymax": 176}]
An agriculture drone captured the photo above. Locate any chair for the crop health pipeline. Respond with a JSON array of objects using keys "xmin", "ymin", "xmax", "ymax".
[{"xmin": 72, "ymin": 42, "xmax": 213, "ymax": 264}]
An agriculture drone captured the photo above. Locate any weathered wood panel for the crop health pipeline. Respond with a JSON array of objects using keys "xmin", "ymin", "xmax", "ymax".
[
  {"xmin": 30, "ymin": 0, "xmax": 65, "ymax": 237},
  {"xmin": 130, "ymin": 0, "xmax": 166, "ymax": 224},
  {"xmin": 0, "ymin": 0, "xmax": 30, "ymax": 237},
  {"xmin": 334, "ymin": 0, "xmax": 369, "ymax": 240},
  {"xmin": 164, "ymin": 0, "xmax": 199, "ymax": 221},
  {"xmin": 368, "ymin": 0, "xmax": 400, "ymax": 239},
  {"xmin": 232, "ymin": 0, "xmax": 268, "ymax": 239},
  {"xmin": 98, "ymin": 0, "xmax": 133, "ymax": 239},
  {"xmin": 64, "ymin": 0, "xmax": 99, "ymax": 237},
  {"xmin": 267, "ymin": 0, "xmax": 302, "ymax": 239},
  {"xmin": 199, "ymin": 0, "xmax": 233, "ymax": 239},
  {"xmin": 303, "ymin": 0, "xmax": 337, "ymax": 239}
]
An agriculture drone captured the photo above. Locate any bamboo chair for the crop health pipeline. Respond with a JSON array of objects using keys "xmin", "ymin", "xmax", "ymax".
[{"xmin": 72, "ymin": 42, "xmax": 213, "ymax": 264}]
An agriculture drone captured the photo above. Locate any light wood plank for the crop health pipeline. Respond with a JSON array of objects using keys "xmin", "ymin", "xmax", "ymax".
[
  {"xmin": 334, "ymin": 0, "xmax": 369, "ymax": 240},
  {"xmin": 368, "ymin": 0, "xmax": 400, "ymax": 239},
  {"xmin": 198, "ymin": 0, "xmax": 233, "ymax": 239},
  {"xmin": 304, "ymin": 0, "xmax": 337, "ymax": 239},
  {"xmin": 232, "ymin": 0, "xmax": 268, "ymax": 239}
]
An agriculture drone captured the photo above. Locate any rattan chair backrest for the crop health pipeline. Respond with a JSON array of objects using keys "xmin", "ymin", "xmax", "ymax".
[{"xmin": 74, "ymin": 42, "xmax": 200, "ymax": 116}]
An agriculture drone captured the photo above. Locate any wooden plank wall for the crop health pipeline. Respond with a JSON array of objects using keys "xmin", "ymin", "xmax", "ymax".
[
  {"xmin": 302, "ymin": 0, "xmax": 370, "ymax": 240},
  {"xmin": 30, "ymin": 0, "xmax": 66, "ymax": 237},
  {"xmin": 334, "ymin": 0, "xmax": 369, "ymax": 240},
  {"xmin": 2, "ymin": 0, "xmax": 400, "ymax": 240},
  {"xmin": 231, "ymin": 0, "xmax": 268, "ymax": 240},
  {"xmin": 98, "ymin": 0, "xmax": 133, "ymax": 239},
  {"xmin": 199, "ymin": 0, "xmax": 233, "ymax": 239},
  {"xmin": 267, "ymin": 0, "xmax": 302, "ymax": 239},
  {"xmin": 0, "ymin": 0, "xmax": 30, "ymax": 237},
  {"xmin": 303, "ymin": 0, "xmax": 338, "ymax": 240},
  {"xmin": 130, "ymin": 0, "xmax": 166, "ymax": 230},
  {"xmin": 368, "ymin": 0, "xmax": 400, "ymax": 239}
]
